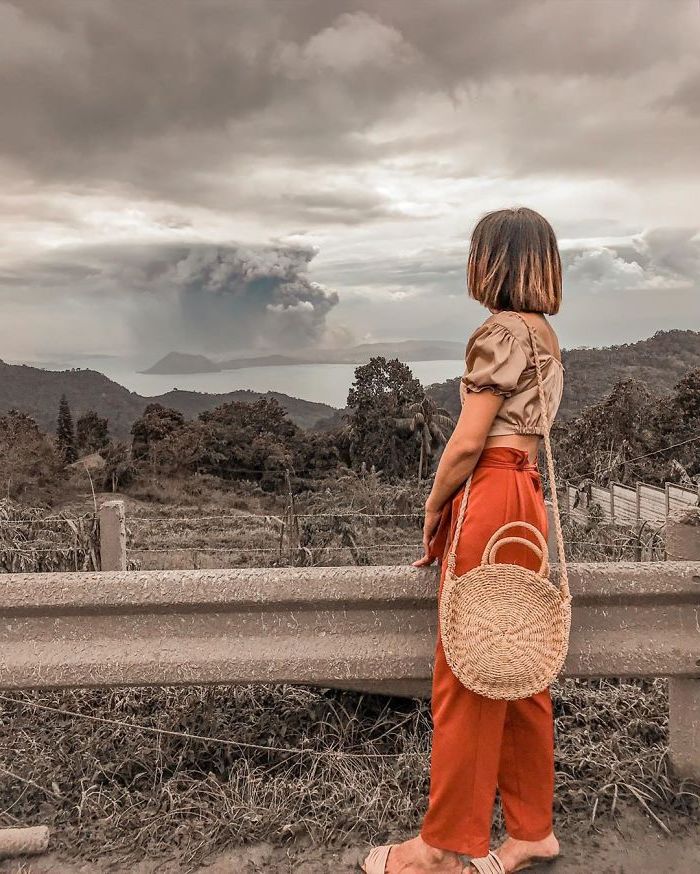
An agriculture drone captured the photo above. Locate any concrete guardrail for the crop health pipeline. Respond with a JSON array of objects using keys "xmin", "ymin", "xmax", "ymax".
[{"xmin": 0, "ymin": 509, "xmax": 698, "ymax": 782}]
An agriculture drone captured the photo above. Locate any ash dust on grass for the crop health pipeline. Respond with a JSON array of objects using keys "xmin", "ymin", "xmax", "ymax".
[
  {"xmin": 2, "ymin": 821, "xmax": 700, "ymax": 874},
  {"xmin": 0, "ymin": 680, "xmax": 697, "ymax": 871}
]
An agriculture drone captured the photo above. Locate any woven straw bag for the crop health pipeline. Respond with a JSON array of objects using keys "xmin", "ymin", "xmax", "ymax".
[{"xmin": 439, "ymin": 314, "xmax": 572, "ymax": 700}]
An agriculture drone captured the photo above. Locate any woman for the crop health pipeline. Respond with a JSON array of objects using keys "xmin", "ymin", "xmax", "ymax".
[{"xmin": 362, "ymin": 207, "xmax": 565, "ymax": 874}]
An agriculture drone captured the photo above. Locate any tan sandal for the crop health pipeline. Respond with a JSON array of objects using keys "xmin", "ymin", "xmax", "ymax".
[
  {"xmin": 361, "ymin": 845, "xmax": 477, "ymax": 873},
  {"xmin": 467, "ymin": 852, "xmax": 506, "ymax": 874},
  {"xmin": 359, "ymin": 844, "xmax": 395, "ymax": 873},
  {"xmin": 360, "ymin": 844, "xmax": 558, "ymax": 874},
  {"xmin": 466, "ymin": 850, "xmax": 560, "ymax": 873}
]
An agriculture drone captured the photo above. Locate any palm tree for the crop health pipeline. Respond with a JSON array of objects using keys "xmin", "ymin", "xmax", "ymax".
[{"xmin": 394, "ymin": 397, "xmax": 456, "ymax": 482}]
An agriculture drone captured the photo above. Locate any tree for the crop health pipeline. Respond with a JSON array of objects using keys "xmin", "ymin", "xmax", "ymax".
[
  {"xmin": 76, "ymin": 410, "xmax": 110, "ymax": 455},
  {"xmin": 101, "ymin": 440, "xmax": 135, "ymax": 492},
  {"xmin": 131, "ymin": 403, "xmax": 185, "ymax": 463},
  {"xmin": 645, "ymin": 367, "xmax": 700, "ymax": 484},
  {"xmin": 56, "ymin": 394, "xmax": 77, "ymax": 464},
  {"xmin": 667, "ymin": 368, "xmax": 700, "ymax": 431},
  {"xmin": 296, "ymin": 428, "xmax": 342, "ymax": 477},
  {"xmin": 394, "ymin": 396, "xmax": 455, "ymax": 481},
  {"xmin": 0, "ymin": 410, "xmax": 64, "ymax": 501},
  {"xmin": 557, "ymin": 378, "xmax": 658, "ymax": 485},
  {"xmin": 344, "ymin": 357, "xmax": 424, "ymax": 479},
  {"xmin": 194, "ymin": 398, "xmax": 301, "ymax": 488}
]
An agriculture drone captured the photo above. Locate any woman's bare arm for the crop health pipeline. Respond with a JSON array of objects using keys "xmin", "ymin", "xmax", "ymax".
[
  {"xmin": 413, "ymin": 389, "xmax": 504, "ymax": 567},
  {"xmin": 426, "ymin": 389, "xmax": 505, "ymax": 511}
]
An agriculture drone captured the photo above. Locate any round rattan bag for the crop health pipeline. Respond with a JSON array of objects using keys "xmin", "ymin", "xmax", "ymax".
[
  {"xmin": 439, "ymin": 518, "xmax": 571, "ymax": 700},
  {"xmin": 438, "ymin": 314, "xmax": 572, "ymax": 700}
]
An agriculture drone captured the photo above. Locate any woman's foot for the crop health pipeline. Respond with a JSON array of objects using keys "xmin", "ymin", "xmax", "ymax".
[
  {"xmin": 493, "ymin": 832, "xmax": 560, "ymax": 872},
  {"xmin": 383, "ymin": 835, "xmax": 463, "ymax": 873}
]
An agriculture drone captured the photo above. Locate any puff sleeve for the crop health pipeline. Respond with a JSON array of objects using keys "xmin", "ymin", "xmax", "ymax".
[{"xmin": 460, "ymin": 322, "xmax": 528, "ymax": 399}]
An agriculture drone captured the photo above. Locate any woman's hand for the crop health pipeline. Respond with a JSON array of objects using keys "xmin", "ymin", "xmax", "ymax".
[{"xmin": 412, "ymin": 502, "xmax": 444, "ymax": 567}]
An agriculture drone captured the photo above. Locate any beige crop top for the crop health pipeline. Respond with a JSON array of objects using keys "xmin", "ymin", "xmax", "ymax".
[{"xmin": 459, "ymin": 310, "xmax": 565, "ymax": 437}]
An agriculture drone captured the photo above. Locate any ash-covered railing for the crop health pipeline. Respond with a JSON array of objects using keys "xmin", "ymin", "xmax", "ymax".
[{"xmin": 0, "ymin": 509, "xmax": 698, "ymax": 784}]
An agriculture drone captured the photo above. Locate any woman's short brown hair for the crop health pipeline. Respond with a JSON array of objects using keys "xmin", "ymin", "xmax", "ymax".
[{"xmin": 467, "ymin": 207, "xmax": 562, "ymax": 314}]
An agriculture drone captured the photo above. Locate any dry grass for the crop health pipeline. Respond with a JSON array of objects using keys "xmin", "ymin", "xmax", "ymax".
[
  {"xmin": 2, "ymin": 472, "xmax": 668, "ymax": 572},
  {"xmin": 0, "ymin": 680, "xmax": 697, "ymax": 867},
  {"xmin": 0, "ymin": 499, "xmax": 99, "ymax": 572},
  {"xmin": 562, "ymin": 508, "xmax": 667, "ymax": 562},
  {"xmin": 122, "ymin": 477, "xmax": 668, "ymax": 571},
  {"xmin": 124, "ymin": 472, "xmax": 426, "ymax": 569}
]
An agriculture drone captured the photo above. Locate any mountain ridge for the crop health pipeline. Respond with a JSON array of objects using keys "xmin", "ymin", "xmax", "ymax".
[
  {"xmin": 2, "ymin": 328, "xmax": 698, "ymax": 439},
  {"xmin": 0, "ymin": 360, "xmax": 336, "ymax": 438},
  {"xmin": 426, "ymin": 328, "xmax": 700, "ymax": 421}
]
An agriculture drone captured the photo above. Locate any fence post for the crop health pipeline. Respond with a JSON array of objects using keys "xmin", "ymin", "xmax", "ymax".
[
  {"xmin": 98, "ymin": 500, "xmax": 127, "ymax": 572},
  {"xmin": 665, "ymin": 508, "xmax": 700, "ymax": 783}
]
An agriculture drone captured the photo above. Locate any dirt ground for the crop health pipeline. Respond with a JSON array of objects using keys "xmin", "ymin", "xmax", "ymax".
[{"xmin": 1, "ymin": 815, "xmax": 698, "ymax": 874}]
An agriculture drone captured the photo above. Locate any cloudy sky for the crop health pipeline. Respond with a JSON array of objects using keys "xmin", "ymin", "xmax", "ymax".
[{"xmin": 0, "ymin": 0, "xmax": 698, "ymax": 365}]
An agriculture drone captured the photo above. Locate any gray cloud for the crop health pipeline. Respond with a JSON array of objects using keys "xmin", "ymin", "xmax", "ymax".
[
  {"xmin": 1, "ymin": 0, "xmax": 698, "ymax": 203},
  {"xmin": 1, "ymin": 241, "xmax": 342, "ymax": 358},
  {"xmin": 660, "ymin": 70, "xmax": 700, "ymax": 117},
  {"xmin": 0, "ymin": 0, "xmax": 697, "ymax": 362},
  {"xmin": 563, "ymin": 228, "xmax": 700, "ymax": 294}
]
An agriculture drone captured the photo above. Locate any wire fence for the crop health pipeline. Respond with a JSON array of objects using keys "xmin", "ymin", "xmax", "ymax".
[
  {"xmin": 0, "ymin": 505, "xmax": 668, "ymax": 568},
  {"xmin": 0, "ymin": 501, "xmax": 100, "ymax": 572},
  {"xmin": 0, "ymin": 694, "xmax": 419, "ymax": 761},
  {"xmin": 2, "ymin": 432, "xmax": 697, "ymax": 569}
]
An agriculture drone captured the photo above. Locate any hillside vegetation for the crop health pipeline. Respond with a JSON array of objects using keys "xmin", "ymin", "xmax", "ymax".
[
  {"xmin": 427, "ymin": 329, "xmax": 700, "ymax": 420},
  {"xmin": 2, "ymin": 330, "xmax": 699, "ymax": 437}
]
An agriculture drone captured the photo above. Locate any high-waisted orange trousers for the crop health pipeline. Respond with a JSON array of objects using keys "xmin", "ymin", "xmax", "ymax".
[{"xmin": 420, "ymin": 446, "xmax": 555, "ymax": 858}]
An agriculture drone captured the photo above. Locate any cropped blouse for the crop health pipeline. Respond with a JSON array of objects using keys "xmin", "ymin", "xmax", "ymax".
[{"xmin": 459, "ymin": 310, "xmax": 565, "ymax": 437}]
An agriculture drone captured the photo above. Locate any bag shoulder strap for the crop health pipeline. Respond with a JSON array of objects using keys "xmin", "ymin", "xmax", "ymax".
[
  {"xmin": 446, "ymin": 312, "xmax": 569, "ymax": 601},
  {"xmin": 510, "ymin": 313, "xmax": 569, "ymax": 598}
]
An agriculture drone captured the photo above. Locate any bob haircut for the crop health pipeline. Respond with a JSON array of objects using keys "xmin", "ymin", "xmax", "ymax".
[{"xmin": 467, "ymin": 207, "xmax": 562, "ymax": 314}]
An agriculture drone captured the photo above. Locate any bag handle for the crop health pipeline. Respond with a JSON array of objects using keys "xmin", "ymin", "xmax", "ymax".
[
  {"xmin": 487, "ymin": 536, "xmax": 548, "ymax": 576},
  {"xmin": 481, "ymin": 520, "xmax": 549, "ymax": 571},
  {"xmin": 445, "ymin": 314, "xmax": 569, "ymax": 602}
]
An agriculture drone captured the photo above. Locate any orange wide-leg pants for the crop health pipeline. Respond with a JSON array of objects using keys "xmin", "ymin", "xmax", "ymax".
[{"xmin": 420, "ymin": 446, "xmax": 555, "ymax": 858}]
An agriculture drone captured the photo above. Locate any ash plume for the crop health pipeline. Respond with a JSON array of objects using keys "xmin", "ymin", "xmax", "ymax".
[{"xmin": 1, "ymin": 240, "xmax": 343, "ymax": 359}]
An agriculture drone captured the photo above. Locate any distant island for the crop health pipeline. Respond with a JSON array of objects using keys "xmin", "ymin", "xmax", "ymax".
[
  {"xmin": 142, "ymin": 339, "xmax": 467, "ymax": 374},
  {"xmin": 142, "ymin": 352, "xmax": 224, "ymax": 374}
]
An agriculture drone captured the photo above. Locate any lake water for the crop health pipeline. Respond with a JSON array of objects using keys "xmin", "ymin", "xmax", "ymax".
[{"xmin": 35, "ymin": 357, "xmax": 463, "ymax": 409}]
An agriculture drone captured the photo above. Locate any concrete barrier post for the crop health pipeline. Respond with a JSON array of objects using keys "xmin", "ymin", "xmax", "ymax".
[
  {"xmin": 98, "ymin": 500, "xmax": 126, "ymax": 572},
  {"xmin": 666, "ymin": 508, "xmax": 700, "ymax": 782},
  {"xmin": 545, "ymin": 500, "xmax": 557, "ymax": 562}
]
